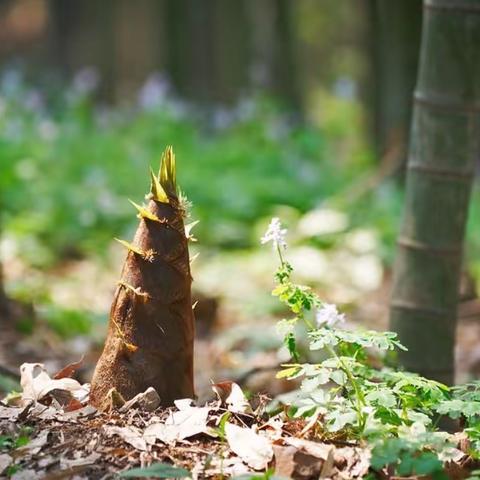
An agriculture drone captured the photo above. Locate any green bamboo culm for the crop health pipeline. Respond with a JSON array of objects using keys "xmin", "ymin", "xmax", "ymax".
[
  {"xmin": 90, "ymin": 146, "xmax": 196, "ymax": 410},
  {"xmin": 389, "ymin": 0, "xmax": 480, "ymax": 384}
]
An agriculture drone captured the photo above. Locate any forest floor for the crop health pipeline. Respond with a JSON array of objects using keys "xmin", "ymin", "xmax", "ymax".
[
  {"xmin": 1, "ymin": 367, "xmax": 477, "ymax": 479},
  {"xmin": 2, "ymin": 250, "xmax": 480, "ymax": 478},
  {"xmin": 1, "ymin": 296, "xmax": 480, "ymax": 479},
  {"xmin": 0, "ymin": 383, "xmax": 374, "ymax": 479}
]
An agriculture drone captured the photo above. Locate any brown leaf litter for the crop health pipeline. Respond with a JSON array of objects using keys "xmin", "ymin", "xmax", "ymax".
[
  {"xmin": 0, "ymin": 362, "xmax": 375, "ymax": 479},
  {"xmin": 1, "ymin": 360, "xmax": 476, "ymax": 479}
]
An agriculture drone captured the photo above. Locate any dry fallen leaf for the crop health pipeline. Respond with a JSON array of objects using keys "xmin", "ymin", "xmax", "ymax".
[
  {"xmin": 273, "ymin": 445, "xmax": 298, "ymax": 478},
  {"xmin": 28, "ymin": 404, "xmax": 59, "ymax": 421},
  {"xmin": 283, "ymin": 437, "xmax": 333, "ymax": 460},
  {"xmin": 334, "ymin": 446, "xmax": 370, "ymax": 479},
  {"xmin": 60, "ymin": 451, "xmax": 101, "ymax": 469},
  {"xmin": 0, "ymin": 405, "xmax": 23, "ymax": 421},
  {"xmin": 53, "ymin": 356, "xmax": 84, "ymax": 380},
  {"xmin": 20, "ymin": 363, "xmax": 85, "ymax": 405},
  {"xmin": 10, "ymin": 468, "xmax": 40, "ymax": 480},
  {"xmin": 225, "ymin": 422, "xmax": 273, "ymax": 470},
  {"xmin": 260, "ymin": 414, "xmax": 284, "ymax": 440},
  {"xmin": 273, "ymin": 440, "xmax": 335, "ymax": 480},
  {"xmin": 119, "ymin": 387, "xmax": 161, "ymax": 412},
  {"xmin": 63, "ymin": 397, "xmax": 84, "ymax": 412},
  {"xmin": 144, "ymin": 400, "xmax": 210, "ymax": 445},
  {"xmin": 212, "ymin": 381, "xmax": 253, "ymax": 414},
  {"xmin": 57, "ymin": 405, "xmax": 97, "ymax": 422},
  {"xmin": 0, "ymin": 453, "xmax": 13, "ymax": 475},
  {"xmin": 104, "ymin": 425, "xmax": 148, "ymax": 451},
  {"xmin": 198, "ymin": 455, "xmax": 251, "ymax": 478}
]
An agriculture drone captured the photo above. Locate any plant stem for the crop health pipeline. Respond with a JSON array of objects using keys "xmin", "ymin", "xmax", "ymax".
[
  {"xmin": 276, "ymin": 243, "xmax": 285, "ymax": 267},
  {"xmin": 272, "ymin": 245, "xmax": 366, "ymax": 434},
  {"xmin": 325, "ymin": 344, "xmax": 367, "ymax": 433}
]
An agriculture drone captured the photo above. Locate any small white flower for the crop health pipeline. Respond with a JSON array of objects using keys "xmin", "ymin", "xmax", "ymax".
[
  {"xmin": 261, "ymin": 217, "xmax": 287, "ymax": 249},
  {"xmin": 315, "ymin": 303, "xmax": 345, "ymax": 328}
]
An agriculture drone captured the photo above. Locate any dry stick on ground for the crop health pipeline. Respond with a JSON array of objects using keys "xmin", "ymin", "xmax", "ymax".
[
  {"xmin": 390, "ymin": 0, "xmax": 480, "ymax": 384},
  {"xmin": 90, "ymin": 146, "xmax": 195, "ymax": 410}
]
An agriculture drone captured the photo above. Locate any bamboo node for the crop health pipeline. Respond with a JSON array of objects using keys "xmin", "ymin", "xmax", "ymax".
[
  {"xmin": 397, "ymin": 236, "xmax": 462, "ymax": 255},
  {"xmin": 424, "ymin": 0, "xmax": 480, "ymax": 14},
  {"xmin": 391, "ymin": 300, "xmax": 452, "ymax": 318},
  {"xmin": 408, "ymin": 162, "xmax": 473, "ymax": 182},
  {"xmin": 414, "ymin": 91, "xmax": 480, "ymax": 114}
]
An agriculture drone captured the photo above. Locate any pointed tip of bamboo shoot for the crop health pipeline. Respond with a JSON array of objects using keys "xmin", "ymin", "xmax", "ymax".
[
  {"xmin": 149, "ymin": 167, "xmax": 169, "ymax": 204},
  {"xmin": 159, "ymin": 145, "xmax": 177, "ymax": 198}
]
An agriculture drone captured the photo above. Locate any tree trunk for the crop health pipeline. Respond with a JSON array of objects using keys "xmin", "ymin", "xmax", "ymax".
[
  {"xmin": 90, "ymin": 148, "xmax": 195, "ymax": 410},
  {"xmin": 248, "ymin": 0, "xmax": 303, "ymax": 114},
  {"xmin": 389, "ymin": 0, "xmax": 480, "ymax": 384},
  {"xmin": 165, "ymin": 0, "xmax": 250, "ymax": 106},
  {"xmin": 370, "ymin": 0, "xmax": 422, "ymax": 167},
  {"xmin": 112, "ymin": 0, "xmax": 164, "ymax": 101},
  {"xmin": 48, "ymin": 0, "xmax": 115, "ymax": 101}
]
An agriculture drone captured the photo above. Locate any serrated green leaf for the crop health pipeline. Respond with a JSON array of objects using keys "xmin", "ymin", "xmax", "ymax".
[
  {"xmin": 300, "ymin": 370, "xmax": 330, "ymax": 391},
  {"xmin": 373, "ymin": 406, "xmax": 403, "ymax": 426},
  {"xmin": 308, "ymin": 329, "xmax": 338, "ymax": 350},
  {"xmin": 329, "ymin": 369, "xmax": 347, "ymax": 386},
  {"xmin": 276, "ymin": 318, "xmax": 296, "ymax": 337},
  {"xmin": 365, "ymin": 389, "xmax": 397, "ymax": 408},
  {"xmin": 412, "ymin": 452, "xmax": 443, "ymax": 476},
  {"xmin": 326, "ymin": 408, "xmax": 357, "ymax": 432},
  {"xmin": 272, "ymin": 284, "xmax": 289, "ymax": 297},
  {"xmin": 436, "ymin": 399, "xmax": 480, "ymax": 419}
]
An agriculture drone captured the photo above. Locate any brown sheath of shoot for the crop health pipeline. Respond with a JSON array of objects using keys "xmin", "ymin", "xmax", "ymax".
[{"xmin": 90, "ymin": 146, "xmax": 195, "ymax": 410}]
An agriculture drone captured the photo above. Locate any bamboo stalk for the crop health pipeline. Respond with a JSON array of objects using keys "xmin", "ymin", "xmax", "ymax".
[{"xmin": 389, "ymin": 0, "xmax": 480, "ymax": 384}]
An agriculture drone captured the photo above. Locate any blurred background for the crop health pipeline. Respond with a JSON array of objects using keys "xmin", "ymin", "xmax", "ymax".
[{"xmin": 1, "ymin": 0, "xmax": 480, "ymax": 400}]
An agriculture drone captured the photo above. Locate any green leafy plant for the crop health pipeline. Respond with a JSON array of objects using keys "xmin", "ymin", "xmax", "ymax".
[
  {"xmin": 370, "ymin": 437, "xmax": 448, "ymax": 479},
  {"xmin": 0, "ymin": 427, "xmax": 33, "ymax": 451},
  {"xmin": 435, "ymin": 382, "xmax": 480, "ymax": 458},
  {"xmin": 262, "ymin": 218, "xmax": 480, "ymax": 476}
]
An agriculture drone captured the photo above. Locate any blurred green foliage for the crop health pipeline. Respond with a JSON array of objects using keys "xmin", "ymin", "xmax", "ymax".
[
  {"xmin": 0, "ymin": 70, "xmax": 377, "ymax": 268},
  {"xmin": 1, "ymin": 69, "xmax": 480, "ymax": 276}
]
